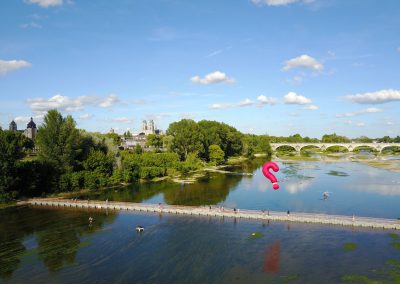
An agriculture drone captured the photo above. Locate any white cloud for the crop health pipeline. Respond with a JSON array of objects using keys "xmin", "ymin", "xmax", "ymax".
[
  {"xmin": 205, "ymin": 50, "xmax": 222, "ymax": 58},
  {"xmin": 25, "ymin": 0, "xmax": 63, "ymax": 8},
  {"xmin": 20, "ymin": 22, "xmax": 42, "ymax": 29},
  {"xmin": 238, "ymin": 98, "xmax": 255, "ymax": 107},
  {"xmin": 112, "ymin": 117, "xmax": 133, "ymax": 124},
  {"xmin": 209, "ymin": 103, "xmax": 232, "ymax": 110},
  {"xmin": 344, "ymin": 89, "xmax": 400, "ymax": 104},
  {"xmin": 99, "ymin": 94, "xmax": 119, "ymax": 108},
  {"xmin": 257, "ymin": 95, "xmax": 277, "ymax": 105},
  {"xmin": 14, "ymin": 115, "xmax": 43, "ymax": 125},
  {"xmin": 284, "ymin": 92, "xmax": 312, "ymax": 105},
  {"xmin": 79, "ymin": 113, "xmax": 93, "ymax": 120},
  {"xmin": 191, "ymin": 71, "xmax": 235, "ymax": 85},
  {"xmin": 303, "ymin": 105, "xmax": 319, "ymax": 110},
  {"xmin": 336, "ymin": 107, "xmax": 383, "ymax": 118},
  {"xmin": 0, "ymin": 60, "xmax": 32, "ymax": 75},
  {"xmin": 386, "ymin": 121, "xmax": 394, "ymax": 125},
  {"xmin": 210, "ymin": 96, "xmax": 277, "ymax": 110},
  {"xmin": 303, "ymin": 104, "xmax": 319, "ymax": 110},
  {"xmin": 252, "ymin": 0, "xmax": 313, "ymax": 6},
  {"xmin": 356, "ymin": 122, "xmax": 365, "ymax": 127},
  {"xmin": 27, "ymin": 94, "xmax": 120, "ymax": 113},
  {"xmin": 282, "ymin": 54, "xmax": 323, "ymax": 72}
]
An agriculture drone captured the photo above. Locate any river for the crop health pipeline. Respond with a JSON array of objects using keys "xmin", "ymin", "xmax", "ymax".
[{"xmin": 1, "ymin": 158, "xmax": 400, "ymax": 283}]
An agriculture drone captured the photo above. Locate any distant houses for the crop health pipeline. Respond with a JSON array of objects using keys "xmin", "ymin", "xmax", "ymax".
[{"xmin": 8, "ymin": 117, "xmax": 37, "ymax": 140}]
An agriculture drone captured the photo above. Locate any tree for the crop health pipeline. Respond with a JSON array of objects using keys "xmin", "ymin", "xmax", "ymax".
[
  {"xmin": 0, "ymin": 130, "xmax": 25, "ymax": 201},
  {"xmin": 134, "ymin": 144, "xmax": 143, "ymax": 155},
  {"xmin": 321, "ymin": 133, "xmax": 350, "ymax": 143},
  {"xmin": 208, "ymin": 144, "xmax": 225, "ymax": 165},
  {"xmin": 146, "ymin": 134, "xmax": 163, "ymax": 149},
  {"xmin": 36, "ymin": 110, "xmax": 80, "ymax": 174},
  {"xmin": 83, "ymin": 149, "xmax": 114, "ymax": 175},
  {"xmin": 123, "ymin": 131, "xmax": 133, "ymax": 138},
  {"xmin": 105, "ymin": 132, "xmax": 121, "ymax": 146},
  {"xmin": 167, "ymin": 119, "xmax": 204, "ymax": 160}
]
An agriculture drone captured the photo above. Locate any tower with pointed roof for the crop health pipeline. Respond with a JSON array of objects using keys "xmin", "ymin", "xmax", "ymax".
[{"xmin": 24, "ymin": 117, "xmax": 37, "ymax": 140}]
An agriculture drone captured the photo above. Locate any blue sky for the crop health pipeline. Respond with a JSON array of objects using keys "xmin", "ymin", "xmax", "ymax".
[{"xmin": 0, "ymin": 0, "xmax": 399, "ymax": 138}]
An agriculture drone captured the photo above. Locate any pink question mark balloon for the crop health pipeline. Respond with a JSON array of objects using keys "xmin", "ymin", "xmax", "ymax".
[{"xmin": 262, "ymin": 162, "xmax": 280, "ymax": 190}]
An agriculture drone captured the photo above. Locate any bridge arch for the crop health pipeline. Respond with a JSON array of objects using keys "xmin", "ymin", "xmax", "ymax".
[
  {"xmin": 352, "ymin": 145, "xmax": 378, "ymax": 152},
  {"xmin": 275, "ymin": 145, "xmax": 297, "ymax": 152},
  {"xmin": 299, "ymin": 145, "xmax": 322, "ymax": 152}
]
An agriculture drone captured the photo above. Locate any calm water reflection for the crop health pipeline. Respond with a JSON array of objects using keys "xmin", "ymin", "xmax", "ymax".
[
  {"xmin": 2, "ymin": 158, "xmax": 400, "ymax": 283},
  {"xmin": 1, "ymin": 206, "xmax": 400, "ymax": 283},
  {"xmin": 81, "ymin": 158, "xmax": 400, "ymax": 218}
]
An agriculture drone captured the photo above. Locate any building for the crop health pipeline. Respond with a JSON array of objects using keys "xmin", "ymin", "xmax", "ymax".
[
  {"xmin": 141, "ymin": 120, "xmax": 155, "ymax": 135},
  {"xmin": 24, "ymin": 117, "xmax": 37, "ymax": 140},
  {"xmin": 8, "ymin": 117, "xmax": 37, "ymax": 141}
]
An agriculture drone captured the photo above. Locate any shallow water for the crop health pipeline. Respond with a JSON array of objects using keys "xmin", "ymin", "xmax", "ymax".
[
  {"xmin": 80, "ymin": 158, "xmax": 400, "ymax": 218},
  {"xmin": 1, "ymin": 206, "xmax": 400, "ymax": 283},
  {"xmin": 1, "ymin": 158, "xmax": 400, "ymax": 283}
]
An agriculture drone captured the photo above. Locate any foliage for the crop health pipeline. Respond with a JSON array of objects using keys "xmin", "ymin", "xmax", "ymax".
[
  {"xmin": 321, "ymin": 133, "xmax": 350, "ymax": 143},
  {"xmin": 0, "ymin": 130, "xmax": 26, "ymax": 202},
  {"xmin": 36, "ymin": 110, "xmax": 80, "ymax": 174},
  {"xmin": 208, "ymin": 144, "xmax": 225, "ymax": 166},
  {"xmin": 146, "ymin": 134, "xmax": 163, "ymax": 149},
  {"xmin": 167, "ymin": 119, "xmax": 204, "ymax": 160},
  {"xmin": 105, "ymin": 132, "xmax": 121, "ymax": 146}
]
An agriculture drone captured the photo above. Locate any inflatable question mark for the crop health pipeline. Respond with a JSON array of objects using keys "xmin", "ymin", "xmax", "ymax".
[{"xmin": 262, "ymin": 162, "xmax": 280, "ymax": 190}]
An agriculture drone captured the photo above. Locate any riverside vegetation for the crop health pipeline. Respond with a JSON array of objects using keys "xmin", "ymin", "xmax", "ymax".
[
  {"xmin": 0, "ymin": 110, "xmax": 272, "ymax": 203},
  {"xmin": 1, "ymin": 110, "xmax": 399, "ymax": 204}
]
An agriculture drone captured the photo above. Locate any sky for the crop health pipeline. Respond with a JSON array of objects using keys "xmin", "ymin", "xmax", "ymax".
[{"xmin": 0, "ymin": 0, "xmax": 399, "ymax": 138}]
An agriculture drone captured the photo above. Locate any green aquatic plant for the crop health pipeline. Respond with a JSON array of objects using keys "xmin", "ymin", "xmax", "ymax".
[
  {"xmin": 248, "ymin": 232, "xmax": 264, "ymax": 240},
  {"xmin": 388, "ymin": 233, "xmax": 399, "ymax": 240},
  {"xmin": 327, "ymin": 170, "xmax": 349, "ymax": 177},
  {"xmin": 343, "ymin": 243, "xmax": 357, "ymax": 252},
  {"xmin": 390, "ymin": 242, "xmax": 400, "ymax": 250},
  {"xmin": 277, "ymin": 274, "xmax": 299, "ymax": 284},
  {"xmin": 342, "ymin": 259, "xmax": 400, "ymax": 283}
]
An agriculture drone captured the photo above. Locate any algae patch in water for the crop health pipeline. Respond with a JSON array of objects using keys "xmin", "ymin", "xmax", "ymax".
[
  {"xmin": 248, "ymin": 232, "xmax": 264, "ymax": 240},
  {"xmin": 326, "ymin": 170, "xmax": 349, "ymax": 177},
  {"xmin": 388, "ymin": 233, "xmax": 399, "ymax": 240},
  {"xmin": 343, "ymin": 243, "xmax": 357, "ymax": 252},
  {"xmin": 277, "ymin": 274, "xmax": 299, "ymax": 284}
]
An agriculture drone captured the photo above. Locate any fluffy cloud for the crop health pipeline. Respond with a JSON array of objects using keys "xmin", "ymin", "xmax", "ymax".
[
  {"xmin": 0, "ymin": 60, "xmax": 31, "ymax": 75},
  {"xmin": 282, "ymin": 54, "xmax": 323, "ymax": 71},
  {"xmin": 336, "ymin": 107, "xmax": 383, "ymax": 118},
  {"xmin": 344, "ymin": 89, "xmax": 400, "ymax": 104},
  {"xmin": 191, "ymin": 71, "xmax": 235, "ymax": 85},
  {"xmin": 25, "ymin": 0, "xmax": 63, "ymax": 8},
  {"xmin": 79, "ymin": 113, "xmax": 93, "ymax": 120},
  {"xmin": 257, "ymin": 95, "xmax": 277, "ymax": 105},
  {"xmin": 284, "ymin": 92, "xmax": 312, "ymax": 105},
  {"xmin": 210, "ymin": 96, "xmax": 277, "ymax": 110},
  {"xmin": 99, "ymin": 94, "xmax": 119, "ymax": 108},
  {"xmin": 356, "ymin": 122, "xmax": 365, "ymax": 127},
  {"xmin": 303, "ymin": 104, "xmax": 319, "ymax": 110},
  {"xmin": 20, "ymin": 22, "xmax": 42, "ymax": 29},
  {"xmin": 252, "ymin": 0, "xmax": 313, "ymax": 6},
  {"xmin": 14, "ymin": 115, "xmax": 43, "ymax": 124},
  {"xmin": 27, "ymin": 94, "xmax": 120, "ymax": 113}
]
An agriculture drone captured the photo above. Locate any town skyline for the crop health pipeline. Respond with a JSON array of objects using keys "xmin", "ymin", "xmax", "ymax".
[{"xmin": 1, "ymin": 0, "xmax": 400, "ymax": 138}]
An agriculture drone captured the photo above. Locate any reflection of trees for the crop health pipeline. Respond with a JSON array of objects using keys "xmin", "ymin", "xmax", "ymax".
[
  {"xmin": 0, "ymin": 207, "xmax": 116, "ymax": 279},
  {"xmin": 164, "ymin": 173, "xmax": 243, "ymax": 206}
]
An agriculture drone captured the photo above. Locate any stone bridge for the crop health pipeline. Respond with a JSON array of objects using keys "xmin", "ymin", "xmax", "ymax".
[{"xmin": 270, "ymin": 143, "xmax": 400, "ymax": 153}]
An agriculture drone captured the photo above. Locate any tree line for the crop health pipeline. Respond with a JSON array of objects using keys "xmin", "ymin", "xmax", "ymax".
[{"xmin": 0, "ymin": 111, "xmax": 272, "ymax": 203}]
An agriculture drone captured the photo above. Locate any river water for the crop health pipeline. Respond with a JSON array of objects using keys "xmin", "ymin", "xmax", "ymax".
[{"xmin": 1, "ymin": 158, "xmax": 400, "ymax": 283}]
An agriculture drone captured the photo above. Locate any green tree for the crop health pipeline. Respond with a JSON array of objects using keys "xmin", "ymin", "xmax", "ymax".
[
  {"xmin": 83, "ymin": 149, "xmax": 114, "ymax": 175},
  {"xmin": 0, "ymin": 130, "xmax": 26, "ymax": 202},
  {"xmin": 36, "ymin": 110, "xmax": 80, "ymax": 174},
  {"xmin": 146, "ymin": 134, "xmax": 163, "ymax": 149},
  {"xmin": 167, "ymin": 119, "xmax": 204, "ymax": 160},
  {"xmin": 321, "ymin": 133, "xmax": 350, "ymax": 143},
  {"xmin": 105, "ymin": 132, "xmax": 121, "ymax": 146},
  {"xmin": 208, "ymin": 144, "xmax": 225, "ymax": 166}
]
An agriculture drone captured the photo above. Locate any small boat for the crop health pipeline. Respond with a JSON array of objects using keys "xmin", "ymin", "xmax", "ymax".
[{"xmin": 136, "ymin": 226, "xmax": 144, "ymax": 232}]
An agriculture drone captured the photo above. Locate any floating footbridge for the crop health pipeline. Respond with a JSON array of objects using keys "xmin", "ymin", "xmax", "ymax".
[{"xmin": 23, "ymin": 198, "xmax": 400, "ymax": 230}]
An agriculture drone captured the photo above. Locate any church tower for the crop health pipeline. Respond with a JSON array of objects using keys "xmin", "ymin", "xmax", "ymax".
[{"xmin": 24, "ymin": 117, "xmax": 37, "ymax": 140}]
